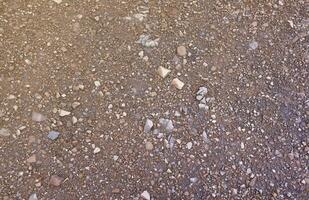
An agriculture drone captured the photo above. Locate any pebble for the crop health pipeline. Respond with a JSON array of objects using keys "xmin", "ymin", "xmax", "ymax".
[
  {"xmin": 72, "ymin": 102, "xmax": 81, "ymax": 109},
  {"xmin": 53, "ymin": 0, "xmax": 62, "ymax": 4},
  {"xmin": 48, "ymin": 131, "xmax": 60, "ymax": 140},
  {"xmin": 177, "ymin": 45, "xmax": 187, "ymax": 56},
  {"xmin": 202, "ymin": 131, "xmax": 209, "ymax": 142},
  {"xmin": 0, "ymin": 128, "xmax": 10, "ymax": 137},
  {"xmin": 28, "ymin": 193, "xmax": 38, "ymax": 200},
  {"xmin": 50, "ymin": 175, "xmax": 63, "ymax": 187},
  {"xmin": 157, "ymin": 66, "xmax": 171, "ymax": 78},
  {"xmin": 94, "ymin": 81, "xmax": 101, "ymax": 87},
  {"xmin": 186, "ymin": 142, "xmax": 193, "ymax": 149},
  {"xmin": 145, "ymin": 141, "xmax": 154, "ymax": 150},
  {"xmin": 144, "ymin": 119, "xmax": 153, "ymax": 133},
  {"xmin": 72, "ymin": 116, "xmax": 78, "ymax": 124},
  {"xmin": 249, "ymin": 41, "xmax": 258, "ymax": 50},
  {"xmin": 137, "ymin": 34, "xmax": 159, "ymax": 47},
  {"xmin": 171, "ymin": 78, "xmax": 184, "ymax": 90},
  {"xmin": 93, "ymin": 147, "xmax": 101, "ymax": 154},
  {"xmin": 26, "ymin": 154, "xmax": 36, "ymax": 163},
  {"xmin": 59, "ymin": 109, "xmax": 71, "ymax": 116},
  {"xmin": 141, "ymin": 190, "xmax": 151, "ymax": 200},
  {"xmin": 159, "ymin": 118, "xmax": 174, "ymax": 133},
  {"xmin": 32, "ymin": 112, "xmax": 46, "ymax": 122}
]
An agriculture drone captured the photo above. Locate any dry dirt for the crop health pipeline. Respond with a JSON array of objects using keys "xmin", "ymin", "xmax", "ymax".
[{"xmin": 0, "ymin": 0, "xmax": 308, "ymax": 199}]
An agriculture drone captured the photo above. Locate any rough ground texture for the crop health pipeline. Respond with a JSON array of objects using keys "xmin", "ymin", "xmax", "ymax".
[{"xmin": 0, "ymin": 0, "xmax": 308, "ymax": 199}]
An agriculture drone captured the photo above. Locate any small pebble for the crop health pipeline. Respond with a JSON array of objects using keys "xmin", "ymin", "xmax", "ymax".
[
  {"xmin": 145, "ymin": 141, "xmax": 154, "ymax": 150},
  {"xmin": 32, "ymin": 112, "xmax": 46, "ymax": 122},
  {"xmin": 48, "ymin": 131, "xmax": 60, "ymax": 140},
  {"xmin": 53, "ymin": 0, "xmax": 62, "ymax": 4},
  {"xmin": 26, "ymin": 154, "xmax": 36, "ymax": 163},
  {"xmin": 59, "ymin": 109, "xmax": 71, "ymax": 116},
  {"xmin": 186, "ymin": 142, "xmax": 193, "ymax": 149},
  {"xmin": 157, "ymin": 66, "xmax": 171, "ymax": 78},
  {"xmin": 249, "ymin": 41, "xmax": 258, "ymax": 50},
  {"xmin": 171, "ymin": 78, "xmax": 184, "ymax": 90},
  {"xmin": 144, "ymin": 119, "xmax": 153, "ymax": 133},
  {"xmin": 93, "ymin": 147, "xmax": 101, "ymax": 154},
  {"xmin": 50, "ymin": 175, "xmax": 63, "ymax": 186},
  {"xmin": 0, "ymin": 128, "xmax": 10, "ymax": 137},
  {"xmin": 177, "ymin": 45, "xmax": 187, "ymax": 56},
  {"xmin": 94, "ymin": 81, "xmax": 101, "ymax": 87},
  {"xmin": 72, "ymin": 102, "xmax": 81, "ymax": 109},
  {"xmin": 141, "ymin": 190, "xmax": 151, "ymax": 200},
  {"xmin": 28, "ymin": 193, "xmax": 38, "ymax": 200}
]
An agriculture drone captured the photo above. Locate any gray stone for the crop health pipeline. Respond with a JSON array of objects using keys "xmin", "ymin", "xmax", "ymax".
[
  {"xmin": 137, "ymin": 34, "xmax": 159, "ymax": 47},
  {"xmin": 0, "ymin": 128, "xmax": 10, "ymax": 137},
  {"xmin": 159, "ymin": 118, "xmax": 174, "ymax": 132},
  {"xmin": 48, "ymin": 131, "xmax": 60, "ymax": 140},
  {"xmin": 249, "ymin": 41, "xmax": 258, "ymax": 50},
  {"xmin": 29, "ymin": 193, "xmax": 38, "ymax": 200},
  {"xmin": 32, "ymin": 112, "xmax": 46, "ymax": 122},
  {"xmin": 144, "ymin": 119, "xmax": 153, "ymax": 133}
]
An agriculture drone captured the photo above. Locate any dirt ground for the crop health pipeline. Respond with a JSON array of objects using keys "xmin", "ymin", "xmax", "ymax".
[{"xmin": 0, "ymin": 0, "xmax": 308, "ymax": 199}]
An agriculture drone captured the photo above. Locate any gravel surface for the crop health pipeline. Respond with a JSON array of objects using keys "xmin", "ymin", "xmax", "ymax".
[{"xmin": 0, "ymin": 0, "xmax": 308, "ymax": 199}]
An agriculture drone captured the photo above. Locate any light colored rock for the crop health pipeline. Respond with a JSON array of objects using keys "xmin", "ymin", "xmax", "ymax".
[
  {"xmin": 144, "ymin": 119, "xmax": 153, "ymax": 133},
  {"xmin": 159, "ymin": 118, "xmax": 174, "ymax": 133},
  {"xmin": 141, "ymin": 191, "xmax": 151, "ymax": 200},
  {"xmin": 52, "ymin": 0, "xmax": 62, "ymax": 4},
  {"xmin": 94, "ymin": 81, "xmax": 101, "ymax": 87},
  {"xmin": 72, "ymin": 102, "xmax": 80, "ymax": 109},
  {"xmin": 72, "ymin": 116, "xmax": 78, "ymax": 124},
  {"xmin": 32, "ymin": 112, "xmax": 46, "ymax": 122},
  {"xmin": 50, "ymin": 175, "xmax": 63, "ymax": 186},
  {"xmin": 29, "ymin": 193, "xmax": 38, "ymax": 200},
  {"xmin": 177, "ymin": 45, "xmax": 187, "ymax": 56},
  {"xmin": 249, "ymin": 41, "xmax": 258, "ymax": 50},
  {"xmin": 157, "ymin": 66, "xmax": 171, "ymax": 78},
  {"xmin": 59, "ymin": 109, "xmax": 71, "ymax": 116},
  {"xmin": 171, "ymin": 78, "xmax": 184, "ymax": 90},
  {"xmin": 26, "ymin": 154, "xmax": 36, "ymax": 163},
  {"xmin": 136, "ymin": 34, "xmax": 159, "ymax": 47},
  {"xmin": 93, "ymin": 147, "xmax": 101, "ymax": 154},
  {"xmin": 186, "ymin": 142, "xmax": 193, "ymax": 149},
  {"xmin": 48, "ymin": 131, "xmax": 60, "ymax": 140},
  {"xmin": 145, "ymin": 141, "xmax": 153, "ymax": 150},
  {"xmin": 0, "ymin": 128, "xmax": 10, "ymax": 137}
]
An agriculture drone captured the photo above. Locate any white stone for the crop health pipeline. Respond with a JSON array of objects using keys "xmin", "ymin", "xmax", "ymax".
[
  {"xmin": 171, "ymin": 78, "xmax": 184, "ymax": 90},
  {"xmin": 59, "ymin": 109, "xmax": 71, "ymax": 116},
  {"xmin": 32, "ymin": 112, "xmax": 46, "ymax": 122},
  {"xmin": 93, "ymin": 147, "xmax": 101, "ymax": 154},
  {"xmin": 94, "ymin": 81, "xmax": 101, "ymax": 87},
  {"xmin": 186, "ymin": 142, "xmax": 193, "ymax": 149},
  {"xmin": 53, "ymin": 0, "xmax": 62, "ymax": 4},
  {"xmin": 157, "ymin": 66, "xmax": 171, "ymax": 78},
  {"xmin": 141, "ymin": 191, "xmax": 151, "ymax": 200}
]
